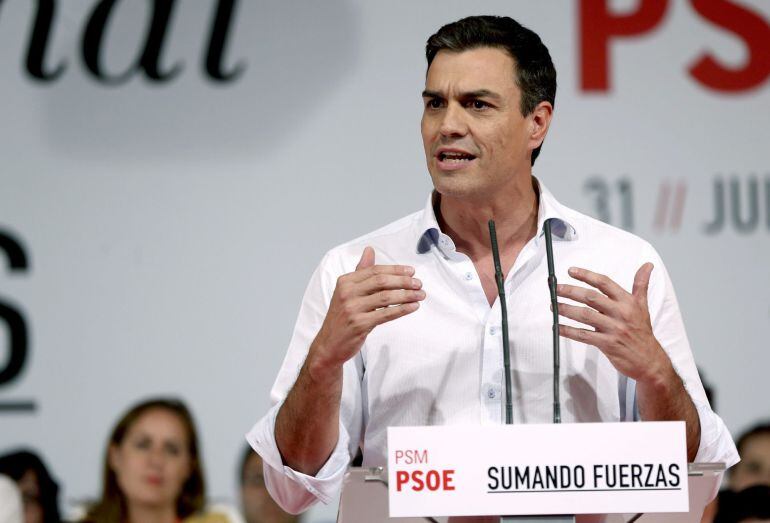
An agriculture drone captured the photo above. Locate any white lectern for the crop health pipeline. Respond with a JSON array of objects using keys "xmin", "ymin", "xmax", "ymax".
[{"xmin": 337, "ymin": 463, "xmax": 724, "ymax": 522}]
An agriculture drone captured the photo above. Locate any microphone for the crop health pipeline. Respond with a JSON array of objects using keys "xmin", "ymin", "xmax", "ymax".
[
  {"xmin": 544, "ymin": 218, "xmax": 562, "ymax": 424},
  {"xmin": 487, "ymin": 220, "xmax": 513, "ymax": 425},
  {"xmin": 488, "ymin": 218, "xmax": 562, "ymax": 426}
]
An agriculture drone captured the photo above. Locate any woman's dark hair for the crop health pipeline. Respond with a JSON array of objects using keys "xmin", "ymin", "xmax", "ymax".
[
  {"xmin": 0, "ymin": 449, "xmax": 62, "ymax": 523},
  {"xmin": 426, "ymin": 15, "xmax": 557, "ymax": 166},
  {"xmin": 84, "ymin": 397, "xmax": 206, "ymax": 523}
]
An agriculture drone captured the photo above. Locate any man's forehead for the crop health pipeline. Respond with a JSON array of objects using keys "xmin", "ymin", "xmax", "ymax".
[{"xmin": 425, "ymin": 47, "xmax": 517, "ymax": 94}]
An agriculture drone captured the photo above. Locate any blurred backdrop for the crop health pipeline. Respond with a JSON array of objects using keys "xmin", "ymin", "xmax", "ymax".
[{"xmin": 1, "ymin": 1, "xmax": 768, "ymax": 521}]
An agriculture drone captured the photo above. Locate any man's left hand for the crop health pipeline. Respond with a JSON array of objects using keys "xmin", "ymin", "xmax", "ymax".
[{"xmin": 555, "ymin": 263, "xmax": 673, "ymax": 385}]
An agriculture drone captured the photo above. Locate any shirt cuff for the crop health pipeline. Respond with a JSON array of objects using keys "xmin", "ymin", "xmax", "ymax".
[
  {"xmin": 245, "ymin": 403, "xmax": 352, "ymax": 512},
  {"xmin": 692, "ymin": 401, "xmax": 739, "ymax": 468}
]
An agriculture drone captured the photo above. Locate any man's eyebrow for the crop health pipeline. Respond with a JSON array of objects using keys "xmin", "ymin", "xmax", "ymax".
[
  {"xmin": 421, "ymin": 89, "xmax": 502, "ymax": 100},
  {"xmin": 460, "ymin": 89, "xmax": 502, "ymax": 100}
]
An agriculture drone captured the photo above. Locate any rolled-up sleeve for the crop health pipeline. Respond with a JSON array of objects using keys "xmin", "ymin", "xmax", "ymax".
[
  {"xmin": 644, "ymin": 245, "xmax": 739, "ymax": 468},
  {"xmin": 245, "ymin": 250, "xmax": 365, "ymax": 514},
  {"xmin": 245, "ymin": 402, "xmax": 353, "ymax": 512},
  {"xmin": 692, "ymin": 402, "xmax": 738, "ymax": 465}
]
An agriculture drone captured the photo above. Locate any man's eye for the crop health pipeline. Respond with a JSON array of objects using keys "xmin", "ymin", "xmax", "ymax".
[
  {"xmin": 469, "ymin": 100, "xmax": 489, "ymax": 110},
  {"xmin": 427, "ymin": 99, "xmax": 443, "ymax": 109}
]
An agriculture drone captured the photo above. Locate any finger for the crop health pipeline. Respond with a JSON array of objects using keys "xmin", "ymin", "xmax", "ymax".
[
  {"xmin": 349, "ymin": 263, "xmax": 415, "ymax": 283},
  {"xmin": 555, "ymin": 302, "xmax": 615, "ymax": 332},
  {"xmin": 556, "ymin": 283, "xmax": 616, "ymax": 316},
  {"xmin": 558, "ymin": 324, "xmax": 611, "ymax": 348},
  {"xmin": 360, "ymin": 288, "xmax": 426, "ymax": 311},
  {"xmin": 632, "ymin": 262, "xmax": 653, "ymax": 308},
  {"xmin": 567, "ymin": 267, "xmax": 627, "ymax": 301},
  {"xmin": 355, "ymin": 246, "xmax": 375, "ymax": 271},
  {"xmin": 357, "ymin": 274, "xmax": 422, "ymax": 295},
  {"xmin": 368, "ymin": 301, "xmax": 420, "ymax": 327}
]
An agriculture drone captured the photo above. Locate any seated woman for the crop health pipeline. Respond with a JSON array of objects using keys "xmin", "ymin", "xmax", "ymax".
[{"xmin": 83, "ymin": 397, "xmax": 231, "ymax": 523}]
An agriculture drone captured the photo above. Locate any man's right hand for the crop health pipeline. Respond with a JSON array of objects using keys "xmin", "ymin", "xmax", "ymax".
[
  {"xmin": 275, "ymin": 246, "xmax": 424, "ymax": 476},
  {"xmin": 307, "ymin": 246, "xmax": 425, "ymax": 374}
]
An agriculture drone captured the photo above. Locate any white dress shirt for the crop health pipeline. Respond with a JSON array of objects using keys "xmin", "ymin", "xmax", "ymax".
[{"xmin": 246, "ymin": 180, "xmax": 739, "ymax": 514}]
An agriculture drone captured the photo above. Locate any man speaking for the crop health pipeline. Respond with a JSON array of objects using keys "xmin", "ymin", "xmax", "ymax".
[{"xmin": 246, "ymin": 16, "xmax": 738, "ymax": 513}]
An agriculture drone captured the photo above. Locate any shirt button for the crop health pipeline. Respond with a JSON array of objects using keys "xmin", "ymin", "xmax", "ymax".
[
  {"xmin": 487, "ymin": 388, "xmax": 497, "ymax": 399},
  {"xmin": 489, "ymin": 326, "xmax": 498, "ymax": 335},
  {"xmin": 464, "ymin": 272, "xmax": 473, "ymax": 281}
]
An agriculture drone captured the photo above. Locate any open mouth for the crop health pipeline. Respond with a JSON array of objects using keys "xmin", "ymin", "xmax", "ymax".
[{"xmin": 437, "ymin": 151, "xmax": 477, "ymax": 166}]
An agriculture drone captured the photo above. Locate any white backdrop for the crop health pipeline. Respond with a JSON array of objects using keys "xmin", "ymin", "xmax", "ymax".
[{"xmin": 1, "ymin": 1, "xmax": 768, "ymax": 521}]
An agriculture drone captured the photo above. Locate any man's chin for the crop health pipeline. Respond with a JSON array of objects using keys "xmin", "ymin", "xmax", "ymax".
[{"xmin": 430, "ymin": 177, "xmax": 488, "ymax": 202}]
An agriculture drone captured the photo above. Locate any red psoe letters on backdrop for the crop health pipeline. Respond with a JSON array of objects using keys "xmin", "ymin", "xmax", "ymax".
[{"xmin": 579, "ymin": 0, "xmax": 770, "ymax": 93}]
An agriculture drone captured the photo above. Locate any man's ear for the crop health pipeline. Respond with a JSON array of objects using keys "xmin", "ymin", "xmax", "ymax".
[{"xmin": 529, "ymin": 101, "xmax": 554, "ymax": 148}]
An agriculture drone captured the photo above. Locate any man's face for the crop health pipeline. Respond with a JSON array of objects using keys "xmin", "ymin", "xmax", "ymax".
[
  {"xmin": 421, "ymin": 47, "xmax": 544, "ymax": 200},
  {"xmin": 730, "ymin": 433, "xmax": 770, "ymax": 491},
  {"xmin": 241, "ymin": 452, "xmax": 297, "ymax": 523}
]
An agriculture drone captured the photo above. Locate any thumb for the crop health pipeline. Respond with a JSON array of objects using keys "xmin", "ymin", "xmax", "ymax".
[
  {"xmin": 632, "ymin": 262, "xmax": 653, "ymax": 306},
  {"xmin": 355, "ymin": 246, "xmax": 375, "ymax": 271}
]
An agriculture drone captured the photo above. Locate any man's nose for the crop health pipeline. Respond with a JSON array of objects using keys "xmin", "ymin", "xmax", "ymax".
[{"xmin": 439, "ymin": 103, "xmax": 467, "ymax": 137}]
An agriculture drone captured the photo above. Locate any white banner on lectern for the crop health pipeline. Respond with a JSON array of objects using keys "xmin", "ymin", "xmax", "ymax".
[{"xmin": 387, "ymin": 422, "xmax": 688, "ymax": 518}]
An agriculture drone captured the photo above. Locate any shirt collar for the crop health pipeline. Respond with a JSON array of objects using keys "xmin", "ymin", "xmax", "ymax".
[
  {"xmin": 415, "ymin": 177, "xmax": 578, "ymax": 255},
  {"xmin": 533, "ymin": 177, "xmax": 578, "ymax": 243},
  {"xmin": 415, "ymin": 191, "xmax": 444, "ymax": 254}
]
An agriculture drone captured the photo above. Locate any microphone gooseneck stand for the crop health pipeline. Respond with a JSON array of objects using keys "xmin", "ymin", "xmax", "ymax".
[
  {"xmin": 488, "ymin": 220, "xmax": 514, "ymax": 425},
  {"xmin": 544, "ymin": 218, "xmax": 562, "ymax": 425},
  {"xmin": 489, "ymin": 218, "xmax": 574, "ymax": 523}
]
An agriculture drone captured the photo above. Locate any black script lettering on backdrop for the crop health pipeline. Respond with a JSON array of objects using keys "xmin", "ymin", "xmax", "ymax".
[
  {"xmin": 0, "ymin": 228, "xmax": 34, "ymax": 413},
  {"xmin": 10, "ymin": 0, "xmax": 245, "ymax": 84},
  {"xmin": 24, "ymin": 0, "xmax": 66, "ymax": 80}
]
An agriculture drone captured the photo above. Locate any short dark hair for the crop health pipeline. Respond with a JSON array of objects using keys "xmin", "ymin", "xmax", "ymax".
[
  {"xmin": 426, "ymin": 16, "xmax": 557, "ymax": 166},
  {"xmin": 736, "ymin": 421, "xmax": 770, "ymax": 455}
]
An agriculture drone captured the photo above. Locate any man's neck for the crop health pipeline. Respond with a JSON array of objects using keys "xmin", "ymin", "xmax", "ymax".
[{"xmin": 436, "ymin": 176, "xmax": 540, "ymax": 261}]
